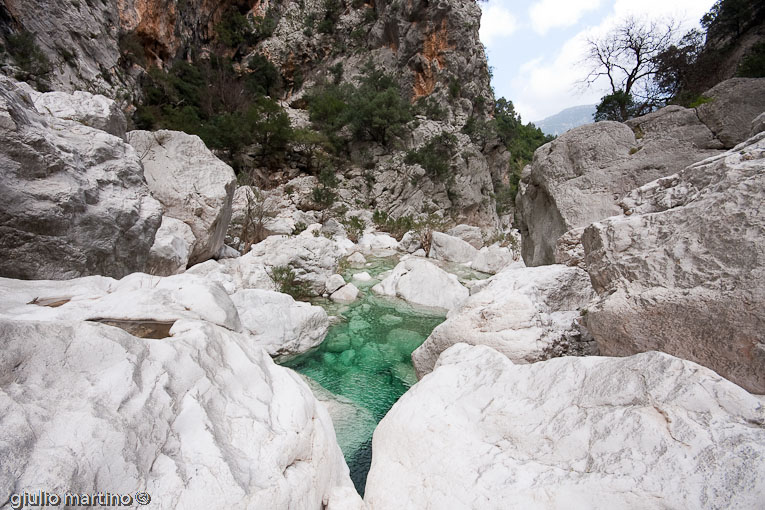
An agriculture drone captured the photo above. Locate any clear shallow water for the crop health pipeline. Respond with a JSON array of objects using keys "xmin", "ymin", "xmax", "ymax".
[{"xmin": 281, "ymin": 257, "xmax": 447, "ymax": 495}]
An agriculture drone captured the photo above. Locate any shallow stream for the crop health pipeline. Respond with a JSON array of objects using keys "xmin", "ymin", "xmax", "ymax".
[{"xmin": 281, "ymin": 255, "xmax": 488, "ymax": 494}]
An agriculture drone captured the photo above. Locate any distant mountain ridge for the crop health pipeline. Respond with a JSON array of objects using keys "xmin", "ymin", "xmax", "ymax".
[{"xmin": 534, "ymin": 104, "xmax": 596, "ymax": 137}]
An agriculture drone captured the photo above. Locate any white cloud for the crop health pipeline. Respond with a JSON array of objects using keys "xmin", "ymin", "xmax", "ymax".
[
  {"xmin": 511, "ymin": 0, "xmax": 716, "ymax": 121},
  {"xmin": 480, "ymin": 1, "xmax": 519, "ymax": 46},
  {"xmin": 528, "ymin": 0, "xmax": 602, "ymax": 35}
]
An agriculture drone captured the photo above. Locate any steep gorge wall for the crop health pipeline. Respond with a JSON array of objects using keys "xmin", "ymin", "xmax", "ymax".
[{"xmin": 1, "ymin": 0, "xmax": 507, "ymax": 226}]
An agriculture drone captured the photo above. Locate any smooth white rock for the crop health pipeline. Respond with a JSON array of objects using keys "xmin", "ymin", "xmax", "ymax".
[
  {"xmin": 372, "ymin": 259, "xmax": 468, "ymax": 312},
  {"xmin": 148, "ymin": 216, "xmax": 196, "ymax": 276},
  {"xmin": 33, "ymin": 89, "xmax": 127, "ymax": 138},
  {"xmin": 247, "ymin": 235, "xmax": 342, "ymax": 296},
  {"xmin": 352, "ymin": 272, "xmax": 372, "ymax": 282},
  {"xmin": 412, "ymin": 264, "xmax": 596, "ymax": 378},
  {"xmin": 331, "ymin": 283, "xmax": 360, "ymax": 304},
  {"xmin": 365, "ymin": 345, "xmax": 765, "ymax": 510},
  {"xmin": 326, "ymin": 274, "xmax": 346, "ymax": 294},
  {"xmin": 471, "ymin": 245, "xmax": 514, "ymax": 274},
  {"xmin": 347, "ymin": 252, "xmax": 367, "ymax": 266},
  {"xmin": 128, "ymin": 129, "xmax": 237, "ymax": 265},
  {"xmin": 0, "ymin": 318, "xmax": 358, "ymax": 509},
  {"xmin": 0, "ymin": 272, "xmax": 242, "ymax": 333},
  {"xmin": 428, "ymin": 232, "xmax": 479, "ymax": 263},
  {"xmin": 446, "ymin": 224, "xmax": 483, "ymax": 249},
  {"xmin": 231, "ymin": 289, "xmax": 328, "ymax": 356},
  {"xmin": 397, "ymin": 231, "xmax": 422, "ymax": 253},
  {"xmin": 358, "ymin": 233, "xmax": 399, "ymax": 253}
]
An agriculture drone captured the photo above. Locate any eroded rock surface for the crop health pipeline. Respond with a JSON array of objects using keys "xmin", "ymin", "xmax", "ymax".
[
  {"xmin": 0, "ymin": 318, "xmax": 359, "ymax": 509},
  {"xmin": 412, "ymin": 264, "xmax": 595, "ymax": 378},
  {"xmin": 366, "ymin": 345, "xmax": 765, "ymax": 510},
  {"xmin": 0, "ymin": 76, "xmax": 162, "ymax": 280},
  {"xmin": 372, "ymin": 259, "xmax": 468, "ymax": 312},
  {"xmin": 583, "ymin": 131, "xmax": 765, "ymax": 393},
  {"xmin": 128, "ymin": 130, "xmax": 237, "ymax": 265}
]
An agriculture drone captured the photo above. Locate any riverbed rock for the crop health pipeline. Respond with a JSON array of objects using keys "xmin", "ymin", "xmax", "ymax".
[
  {"xmin": 582, "ymin": 131, "xmax": 765, "ymax": 393},
  {"xmin": 428, "ymin": 232, "xmax": 479, "ymax": 264},
  {"xmin": 0, "ymin": 272, "xmax": 242, "ymax": 334},
  {"xmin": 471, "ymin": 245, "xmax": 515, "ymax": 274},
  {"xmin": 353, "ymin": 272, "xmax": 372, "ymax": 282},
  {"xmin": 412, "ymin": 264, "xmax": 595, "ymax": 378},
  {"xmin": 128, "ymin": 130, "xmax": 237, "ymax": 265},
  {"xmin": 0, "ymin": 318, "xmax": 358, "ymax": 509},
  {"xmin": 446, "ymin": 225, "xmax": 483, "ymax": 249},
  {"xmin": 347, "ymin": 252, "xmax": 367, "ymax": 267},
  {"xmin": 326, "ymin": 274, "xmax": 347, "ymax": 294},
  {"xmin": 147, "ymin": 217, "xmax": 196, "ymax": 276},
  {"xmin": 365, "ymin": 345, "xmax": 765, "ymax": 510},
  {"xmin": 0, "ymin": 76, "xmax": 163, "ymax": 280},
  {"xmin": 372, "ymin": 259, "xmax": 468, "ymax": 312},
  {"xmin": 331, "ymin": 283, "xmax": 360, "ymax": 304},
  {"xmin": 246, "ymin": 234, "xmax": 342, "ymax": 296},
  {"xmin": 397, "ymin": 231, "xmax": 422, "ymax": 253},
  {"xmin": 358, "ymin": 233, "xmax": 399, "ymax": 254},
  {"xmin": 231, "ymin": 289, "xmax": 328, "ymax": 356}
]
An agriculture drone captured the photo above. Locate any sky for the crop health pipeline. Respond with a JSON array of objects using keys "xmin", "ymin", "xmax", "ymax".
[{"xmin": 479, "ymin": 0, "xmax": 717, "ymax": 123}]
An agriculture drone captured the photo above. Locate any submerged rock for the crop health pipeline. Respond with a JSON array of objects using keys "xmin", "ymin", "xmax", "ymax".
[
  {"xmin": 231, "ymin": 289, "xmax": 329, "ymax": 356},
  {"xmin": 0, "ymin": 318, "xmax": 359, "ymax": 509},
  {"xmin": 583, "ymin": 131, "xmax": 765, "ymax": 393},
  {"xmin": 412, "ymin": 264, "xmax": 595, "ymax": 378},
  {"xmin": 366, "ymin": 344, "xmax": 765, "ymax": 509},
  {"xmin": 0, "ymin": 76, "xmax": 162, "ymax": 280},
  {"xmin": 128, "ymin": 129, "xmax": 237, "ymax": 265},
  {"xmin": 372, "ymin": 259, "xmax": 468, "ymax": 312}
]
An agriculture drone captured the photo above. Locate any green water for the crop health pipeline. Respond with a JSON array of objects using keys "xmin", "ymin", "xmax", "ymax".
[{"xmin": 281, "ymin": 257, "xmax": 447, "ymax": 495}]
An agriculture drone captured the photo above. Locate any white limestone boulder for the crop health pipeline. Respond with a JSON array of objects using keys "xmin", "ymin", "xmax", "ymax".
[
  {"xmin": 326, "ymin": 274, "xmax": 346, "ymax": 294},
  {"xmin": 397, "ymin": 231, "xmax": 422, "ymax": 253},
  {"xmin": 428, "ymin": 232, "xmax": 479, "ymax": 263},
  {"xmin": 372, "ymin": 259, "xmax": 468, "ymax": 312},
  {"xmin": 0, "ymin": 272, "xmax": 242, "ymax": 334},
  {"xmin": 352, "ymin": 272, "xmax": 372, "ymax": 282},
  {"xmin": 128, "ymin": 130, "xmax": 237, "ymax": 265},
  {"xmin": 33, "ymin": 89, "xmax": 127, "ymax": 139},
  {"xmin": 358, "ymin": 233, "xmax": 399, "ymax": 254},
  {"xmin": 365, "ymin": 344, "xmax": 765, "ymax": 510},
  {"xmin": 231, "ymin": 289, "xmax": 328, "ymax": 356},
  {"xmin": 246, "ymin": 234, "xmax": 342, "ymax": 296},
  {"xmin": 331, "ymin": 283, "xmax": 360, "ymax": 304},
  {"xmin": 0, "ymin": 318, "xmax": 359, "ymax": 509},
  {"xmin": 0, "ymin": 76, "xmax": 163, "ymax": 280},
  {"xmin": 412, "ymin": 264, "xmax": 596, "ymax": 378},
  {"xmin": 446, "ymin": 224, "xmax": 483, "ymax": 249},
  {"xmin": 582, "ymin": 131, "xmax": 765, "ymax": 393},
  {"xmin": 147, "ymin": 216, "xmax": 196, "ymax": 276},
  {"xmin": 471, "ymin": 245, "xmax": 515, "ymax": 274},
  {"xmin": 347, "ymin": 252, "xmax": 367, "ymax": 267}
]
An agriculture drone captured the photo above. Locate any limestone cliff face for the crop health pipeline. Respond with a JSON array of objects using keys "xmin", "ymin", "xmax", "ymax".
[{"xmin": 0, "ymin": 0, "xmax": 506, "ymax": 226}]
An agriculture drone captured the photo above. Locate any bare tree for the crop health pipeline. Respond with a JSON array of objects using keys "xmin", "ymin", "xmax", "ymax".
[{"xmin": 583, "ymin": 17, "xmax": 679, "ymax": 121}]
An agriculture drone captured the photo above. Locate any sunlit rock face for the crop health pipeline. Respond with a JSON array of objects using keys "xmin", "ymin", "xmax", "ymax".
[
  {"xmin": 0, "ymin": 318, "xmax": 361, "ymax": 509},
  {"xmin": 515, "ymin": 78, "xmax": 765, "ymax": 267},
  {"xmin": 583, "ymin": 130, "xmax": 765, "ymax": 394},
  {"xmin": 0, "ymin": 76, "xmax": 162, "ymax": 280},
  {"xmin": 365, "ymin": 344, "xmax": 765, "ymax": 510}
]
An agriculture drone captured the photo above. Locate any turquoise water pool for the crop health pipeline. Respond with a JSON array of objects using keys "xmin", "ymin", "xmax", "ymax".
[{"xmin": 281, "ymin": 257, "xmax": 447, "ymax": 494}]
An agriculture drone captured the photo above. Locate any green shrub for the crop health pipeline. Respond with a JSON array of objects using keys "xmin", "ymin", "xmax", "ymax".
[
  {"xmin": 312, "ymin": 167, "xmax": 339, "ymax": 214},
  {"xmin": 737, "ymin": 42, "xmax": 765, "ymax": 77},
  {"xmin": 342, "ymin": 215, "xmax": 366, "ymax": 242},
  {"xmin": 4, "ymin": 30, "xmax": 51, "ymax": 89},
  {"xmin": 268, "ymin": 265, "xmax": 310, "ymax": 299},
  {"xmin": 405, "ymin": 133, "xmax": 458, "ymax": 180},
  {"xmin": 246, "ymin": 54, "xmax": 282, "ymax": 96},
  {"xmin": 688, "ymin": 95, "xmax": 714, "ymax": 108},
  {"xmin": 372, "ymin": 210, "xmax": 415, "ymax": 240}
]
